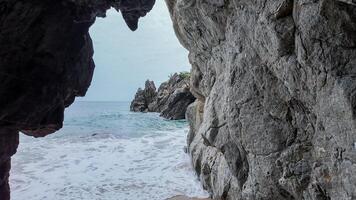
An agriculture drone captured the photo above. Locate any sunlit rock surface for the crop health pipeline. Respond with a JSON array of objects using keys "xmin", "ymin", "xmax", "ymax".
[
  {"xmin": 0, "ymin": 0, "xmax": 155, "ymax": 199},
  {"xmin": 167, "ymin": 0, "xmax": 356, "ymax": 199}
]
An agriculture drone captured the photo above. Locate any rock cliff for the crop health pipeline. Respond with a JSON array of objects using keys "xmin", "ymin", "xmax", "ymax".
[
  {"xmin": 0, "ymin": 0, "xmax": 155, "ymax": 199},
  {"xmin": 167, "ymin": 0, "xmax": 356, "ymax": 199},
  {"xmin": 130, "ymin": 73, "xmax": 196, "ymax": 120}
]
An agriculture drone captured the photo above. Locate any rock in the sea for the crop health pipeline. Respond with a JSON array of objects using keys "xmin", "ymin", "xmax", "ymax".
[
  {"xmin": 130, "ymin": 80, "xmax": 157, "ymax": 112},
  {"xmin": 167, "ymin": 0, "xmax": 356, "ymax": 199},
  {"xmin": 131, "ymin": 73, "xmax": 196, "ymax": 120}
]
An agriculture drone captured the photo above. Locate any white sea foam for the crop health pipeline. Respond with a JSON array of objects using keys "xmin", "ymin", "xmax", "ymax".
[{"xmin": 10, "ymin": 102, "xmax": 209, "ymax": 200}]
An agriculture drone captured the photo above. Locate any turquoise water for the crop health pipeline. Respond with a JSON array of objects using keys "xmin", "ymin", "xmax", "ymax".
[
  {"xmin": 10, "ymin": 101, "xmax": 208, "ymax": 200},
  {"xmin": 48, "ymin": 101, "xmax": 188, "ymax": 139}
]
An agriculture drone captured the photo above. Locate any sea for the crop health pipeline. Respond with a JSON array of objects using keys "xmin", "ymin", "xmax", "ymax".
[{"xmin": 10, "ymin": 101, "xmax": 208, "ymax": 200}]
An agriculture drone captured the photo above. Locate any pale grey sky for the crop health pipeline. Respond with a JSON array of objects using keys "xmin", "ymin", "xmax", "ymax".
[{"xmin": 82, "ymin": 1, "xmax": 190, "ymax": 101}]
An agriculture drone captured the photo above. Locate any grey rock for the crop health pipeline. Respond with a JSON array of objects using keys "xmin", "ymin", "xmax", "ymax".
[
  {"xmin": 160, "ymin": 87, "xmax": 196, "ymax": 120},
  {"xmin": 131, "ymin": 73, "xmax": 196, "ymax": 120},
  {"xmin": 130, "ymin": 80, "xmax": 157, "ymax": 112},
  {"xmin": 167, "ymin": 0, "xmax": 356, "ymax": 199}
]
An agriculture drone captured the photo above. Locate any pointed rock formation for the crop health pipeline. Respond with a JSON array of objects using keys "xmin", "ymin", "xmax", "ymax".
[
  {"xmin": 131, "ymin": 73, "xmax": 196, "ymax": 120},
  {"xmin": 130, "ymin": 80, "xmax": 158, "ymax": 112}
]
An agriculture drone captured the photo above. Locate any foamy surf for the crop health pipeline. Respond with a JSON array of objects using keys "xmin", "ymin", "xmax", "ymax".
[{"xmin": 10, "ymin": 102, "xmax": 209, "ymax": 200}]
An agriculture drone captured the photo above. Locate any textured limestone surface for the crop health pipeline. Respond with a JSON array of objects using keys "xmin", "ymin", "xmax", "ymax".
[
  {"xmin": 131, "ymin": 73, "xmax": 196, "ymax": 120},
  {"xmin": 167, "ymin": 0, "xmax": 356, "ymax": 199},
  {"xmin": 0, "ymin": 0, "xmax": 155, "ymax": 199}
]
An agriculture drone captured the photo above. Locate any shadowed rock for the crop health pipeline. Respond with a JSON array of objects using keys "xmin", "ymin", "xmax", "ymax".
[
  {"xmin": 118, "ymin": 0, "xmax": 156, "ymax": 31},
  {"xmin": 0, "ymin": 0, "xmax": 155, "ymax": 199},
  {"xmin": 0, "ymin": 129, "xmax": 18, "ymax": 200},
  {"xmin": 0, "ymin": 0, "xmax": 155, "ymax": 137}
]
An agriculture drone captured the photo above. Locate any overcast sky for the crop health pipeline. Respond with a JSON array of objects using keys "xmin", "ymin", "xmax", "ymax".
[{"xmin": 82, "ymin": 1, "xmax": 190, "ymax": 101}]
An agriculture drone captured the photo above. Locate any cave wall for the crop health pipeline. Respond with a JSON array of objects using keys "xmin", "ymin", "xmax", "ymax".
[
  {"xmin": 0, "ymin": 0, "xmax": 155, "ymax": 199},
  {"xmin": 167, "ymin": 0, "xmax": 356, "ymax": 199},
  {"xmin": 1, "ymin": 0, "xmax": 355, "ymax": 199}
]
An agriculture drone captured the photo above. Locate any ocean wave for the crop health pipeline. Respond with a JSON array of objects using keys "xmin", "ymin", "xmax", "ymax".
[{"xmin": 10, "ymin": 102, "xmax": 208, "ymax": 200}]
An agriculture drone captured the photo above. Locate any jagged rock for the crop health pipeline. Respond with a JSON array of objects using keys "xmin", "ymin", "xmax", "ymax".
[
  {"xmin": 130, "ymin": 80, "xmax": 157, "ymax": 112},
  {"xmin": 155, "ymin": 73, "xmax": 196, "ymax": 120},
  {"xmin": 167, "ymin": 0, "xmax": 356, "ymax": 199},
  {"xmin": 0, "ymin": 0, "xmax": 155, "ymax": 199},
  {"xmin": 160, "ymin": 87, "xmax": 196, "ymax": 120},
  {"xmin": 131, "ymin": 73, "xmax": 196, "ymax": 120}
]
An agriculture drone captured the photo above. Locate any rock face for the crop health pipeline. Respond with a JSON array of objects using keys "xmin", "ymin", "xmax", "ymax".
[
  {"xmin": 0, "ymin": 0, "xmax": 155, "ymax": 199},
  {"xmin": 131, "ymin": 73, "xmax": 196, "ymax": 120},
  {"xmin": 0, "ymin": 0, "xmax": 155, "ymax": 137},
  {"xmin": 167, "ymin": 0, "xmax": 356, "ymax": 199}
]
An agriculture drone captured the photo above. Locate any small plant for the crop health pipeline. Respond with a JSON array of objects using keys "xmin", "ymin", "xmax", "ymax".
[{"xmin": 178, "ymin": 71, "xmax": 190, "ymax": 79}]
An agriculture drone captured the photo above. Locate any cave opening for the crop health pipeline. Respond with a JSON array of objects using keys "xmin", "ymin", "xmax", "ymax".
[
  {"xmin": 3, "ymin": 1, "xmax": 207, "ymax": 199},
  {"xmin": 2, "ymin": 0, "xmax": 356, "ymax": 200}
]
